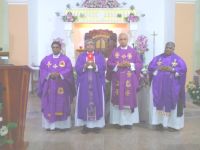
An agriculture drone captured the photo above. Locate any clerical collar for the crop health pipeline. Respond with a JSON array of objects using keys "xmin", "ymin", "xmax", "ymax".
[
  {"xmin": 120, "ymin": 46, "xmax": 128, "ymax": 50},
  {"xmin": 87, "ymin": 51, "xmax": 94, "ymax": 54},
  {"xmin": 53, "ymin": 53, "xmax": 61, "ymax": 58}
]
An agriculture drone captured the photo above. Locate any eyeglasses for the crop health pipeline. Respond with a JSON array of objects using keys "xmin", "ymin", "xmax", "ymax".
[
  {"xmin": 52, "ymin": 46, "xmax": 60, "ymax": 48},
  {"xmin": 87, "ymin": 43, "xmax": 94, "ymax": 45}
]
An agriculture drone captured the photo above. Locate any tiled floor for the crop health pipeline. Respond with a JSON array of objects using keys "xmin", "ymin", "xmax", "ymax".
[{"xmin": 24, "ymin": 94, "xmax": 200, "ymax": 150}]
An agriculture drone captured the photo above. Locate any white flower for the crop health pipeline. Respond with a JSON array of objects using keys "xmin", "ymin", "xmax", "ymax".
[
  {"xmin": 0, "ymin": 126, "xmax": 8, "ymax": 136},
  {"xmin": 141, "ymin": 67, "xmax": 147, "ymax": 74},
  {"xmin": 0, "ymin": 117, "xmax": 3, "ymax": 122}
]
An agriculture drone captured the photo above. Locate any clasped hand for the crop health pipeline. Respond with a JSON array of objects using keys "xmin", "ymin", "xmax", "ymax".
[
  {"xmin": 117, "ymin": 61, "xmax": 131, "ymax": 68},
  {"xmin": 50, "ymin": 72, "xmax": 60, "ymax": 79},
  {"xmin": 84, "ymin": 61, "xmax": 96, "ymax": 69},
  {"xmin": 158, "ymin": 66, "xmax": 173, "ymax": 72}
]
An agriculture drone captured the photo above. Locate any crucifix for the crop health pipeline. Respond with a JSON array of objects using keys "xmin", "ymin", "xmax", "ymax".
[{"xmin": 151, "ymin": 31, "xmax": 158, "ymax": 57}]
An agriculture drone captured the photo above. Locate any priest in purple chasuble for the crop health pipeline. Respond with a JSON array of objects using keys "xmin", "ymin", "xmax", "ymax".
[
  {"xmin": 107, "ymin": 33, "xmax": 142, "ymax": 128},
  {"xmin": 38, "ymin": 41, "xmax": 76, "ymax": 130},
  {"xmin": 75, "ymin": 39, "xmax": 106, "ymax": 133},
  {"xmin": 148, "ymin": 42, "xmax": 187, "ymax": 130}
]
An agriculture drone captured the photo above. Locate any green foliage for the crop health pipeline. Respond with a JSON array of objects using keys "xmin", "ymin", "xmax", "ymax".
[
  {"xmin": 0, "ymin": 102, "xmax": 17, "ymax": 146},
  {"xmin": 187, "ymin": 81, "xmax": 200, "ymax": 102},
  {"xmin": 0, "ymin": 103, "xmax": 2, "ymax": 112}
]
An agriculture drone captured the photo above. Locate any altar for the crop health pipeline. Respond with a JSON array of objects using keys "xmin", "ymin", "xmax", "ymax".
[
  {"xmin": 28, "ymin": 0, "xmax": 176, "ymax": 67},
  {"xmin": 62, "ymin": 8, "xmax": 140, "ymax": 64}
]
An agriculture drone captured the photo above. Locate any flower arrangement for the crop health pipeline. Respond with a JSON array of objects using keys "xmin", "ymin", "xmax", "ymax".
[
  {"xmin": 55, "ymin": 4, "xmax": 77, "ymax": 22},
  {"xmin": 125, "ymin": 13, "xmax": 140, "ymax": 22},
  {"xmin": 124, "ymin": 5, "xmax": 140, "ymax": 23},
  {"xmin": 138, "ymin": 65, "xmax": 149, "ymax": 90},
  {"xmin": 0, "ymin": 84, "xmax": 17, "ymax": 146},
  {"xmin": 187, "ymin": 81, "xmax": 200, "ymax": 103},
  {"xmin": 135, "ymin": 35, "xmax": 149, "ymax": 55},
  {"xmin": 62, "ymin": 12, "xmax": 77, "ymax": 22}
]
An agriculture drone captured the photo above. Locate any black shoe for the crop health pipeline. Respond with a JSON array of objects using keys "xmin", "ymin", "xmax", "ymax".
[
  {"xmin": 114, "ymin": 124, "xmax": 122, "ymax": 129},
  {"xmin": 56, "ymin": 128, "xmax": 69, "ymax": 131},
  {"xmin": 93, "ymin": 128, "xmax": 101, "ymax": 133},
  {"xmin": 167, "ymin": 127, "xmax": 178, "ymax": 132},
  {"xmin": 124, "ymin": 125, "xmax": 132, "ymax": 129},
  {"xmin": 155, "ymin": 124, "xmax": 163, "ymax": 130},
  {"xmin": 81, "ymin": 126, "xmax": 89, "ymax": 134},
  {"xmin": 45, "ymin": 128, "xmax": 55, "ymax": 131}
]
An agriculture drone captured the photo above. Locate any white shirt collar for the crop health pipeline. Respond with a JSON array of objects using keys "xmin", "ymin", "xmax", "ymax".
[
  {"xmin": 87, "ymin": 51, "xmax": 94, "ymax": 54},
  {"xmin": 53, "ymin": 53, "xmax": 61, "ymax": 58},
  {"xmin": 120, "ymin": 46, "xmax": 128, "ymax": 50}
]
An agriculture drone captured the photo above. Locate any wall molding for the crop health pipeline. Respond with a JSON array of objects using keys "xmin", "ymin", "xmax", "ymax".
[
  {"xmin": 176, "ymin": 0, "xmax": 196, "ymax": 4},
  {"xmin": 6, "ymin": 0, "xmax": 196, "ymax": 5},
  {"xmin": 6, "ymin": 0, "xmax": 27, "ymax": 4}
]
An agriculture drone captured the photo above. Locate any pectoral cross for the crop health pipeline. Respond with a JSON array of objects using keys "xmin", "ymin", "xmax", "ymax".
[
  {"xmin": 47, "ymin": 61, "xmax": 52, "ymax": 68},
  {"xmin": 151, "ymin": 31, "xmax": 158, "ymax": 57},
  {"xmin": 53, "ymin": 64, "xmax": 58, "ymax": 69},
  {"xmin": 172, "ymin": 59, "xmax": 178, "ymax": 67}
]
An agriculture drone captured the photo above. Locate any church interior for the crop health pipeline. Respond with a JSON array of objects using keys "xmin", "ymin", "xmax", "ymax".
[{"xmin": 0, "ymin": 0, "xmax": 200, "ymax": 150}]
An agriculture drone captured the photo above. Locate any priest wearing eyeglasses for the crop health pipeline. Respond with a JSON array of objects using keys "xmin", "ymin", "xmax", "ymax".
[{"xmin": 75, "ymin": 39, "xmax": 106, "ymax": 133}]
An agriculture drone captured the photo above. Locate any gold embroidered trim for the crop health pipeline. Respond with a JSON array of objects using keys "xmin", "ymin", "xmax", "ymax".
[
  {"xmin": 55, "ymin": 112, "xmax": 63, "ymax": 116},
  {"xmin": 171, "ymin": 59, "xmax": 178, "ymax": 67},
  {"xmin": 47, "ymin": 61, "xmax": 52, "ymax": 68},
  {"xmin": 57, "ymin": 87, "xmax": 64, "ymax": 95},
  {"xmin": 127, "ymin": 53, "xmax": 132, "ymax": 59},
  {"xmin": 127, "ymin": 71, "xmax": 132, "ymax": 78},
  {"xmin": 59, "ymin": 60, "xmax": 66, "ymax": 67},
  {"xmin": 157, "ymin": 58, "xmax": 162, "ymax": 66},
  {"xmin": 115, "ymin": 52, "xmax": 120, "ymax": 58}
]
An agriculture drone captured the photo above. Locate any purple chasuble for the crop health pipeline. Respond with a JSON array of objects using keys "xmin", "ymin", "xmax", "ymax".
[
  {"xmin": 107, "ymin": 46, "xmax": 142, "ymax": 111},
  {"xmin": 75, "ymin": 51, "xmax": 106, "ymax": 121},
  {"xmin": 38, "ymin": 54, "xmax": 76, "ymax": 123},
  {"xmin": 148, "ymin": 53, "xmax": 187, "ymax": 113}
]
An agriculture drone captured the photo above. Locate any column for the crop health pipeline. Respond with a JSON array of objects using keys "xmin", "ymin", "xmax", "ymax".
[
  {"xmin": 164, "ymin": 0, "xmax": 176, "ymax": 42},
  {"xmin": 64, "ymin": 22, "xmax": 75, "ymax": 66},
  {"xmin": 129, "ymin": 22, "xmax": 138, "ymax": 47}
]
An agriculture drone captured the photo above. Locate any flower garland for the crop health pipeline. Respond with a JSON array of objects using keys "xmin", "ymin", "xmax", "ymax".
[{"xmin": 0, "ymin": 83, "xmax": 17, "ymax": 146}]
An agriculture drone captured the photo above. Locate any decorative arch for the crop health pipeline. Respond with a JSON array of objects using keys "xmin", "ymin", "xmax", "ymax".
[{"xmin": 84, "ymin": 29, "xmax": 117, "ymax": 58}]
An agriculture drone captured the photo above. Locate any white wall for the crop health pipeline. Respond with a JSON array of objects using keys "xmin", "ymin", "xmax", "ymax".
[
  {"xmin": 28, "ymin": 0, "xmax": 176, "ymax": 66},
  {"xmin": 28, "ymin": 0, "xmax": 38, "ymax": 66}
]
